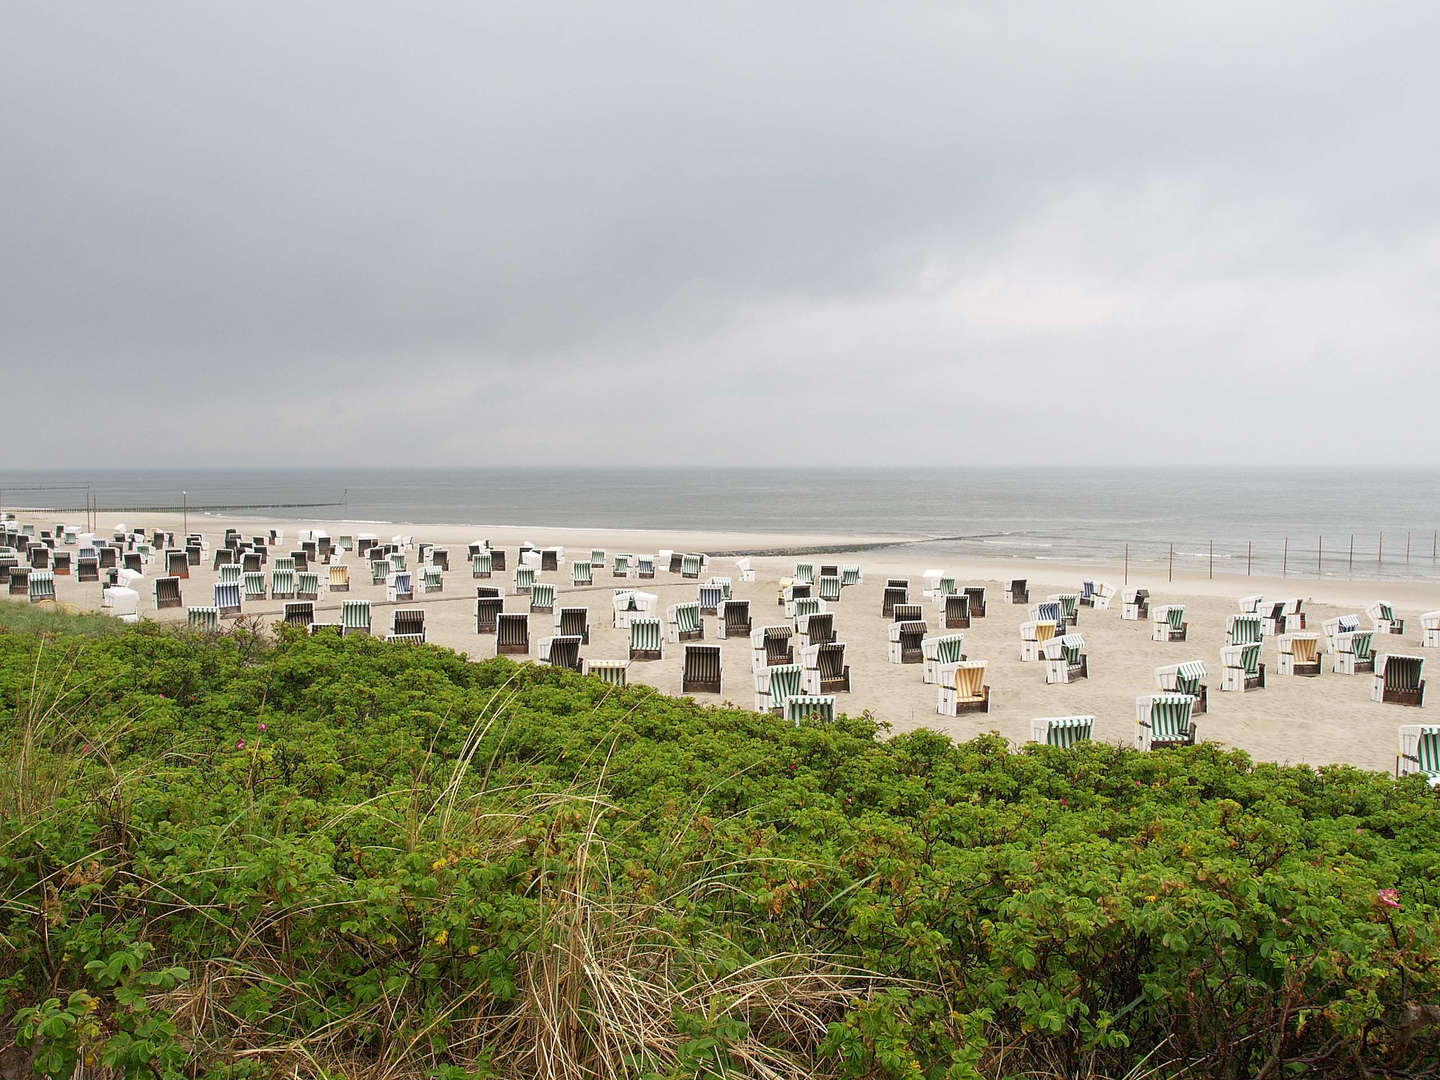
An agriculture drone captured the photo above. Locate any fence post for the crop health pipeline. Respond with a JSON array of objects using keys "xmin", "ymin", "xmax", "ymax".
[
  {"xmin": 1379, "ymin": 532, "xmax": 1383, "ymax": 570},
  {"xmin": 1317, "ymin": 536, "xmax": 1322, "ymax": 576},
  {"xmin": 1124, "ymin": 543, "xmax": 1128, "ymax": 586},
  {"xmin": 1349, "ymin": 534, "xmax": 1354, "ymax": 576},
  {"xmin": 1247, "ymin": 540, "xmax": 1252, "ymax": 576},
  {"xmin": 1169, "ymin": 543, "xmax": 1174, "ymax": 583},
  {"xmin": 1283, "ymin": 536, "xmax": 1288, "ymax": 577},
  {"xmin": 1407, "ymin": 531, "xmax": 1411, "ymax": 564},
  {"xmin": 1209, "ymin": 540, "xmax": 1213, "ymax": 580}
]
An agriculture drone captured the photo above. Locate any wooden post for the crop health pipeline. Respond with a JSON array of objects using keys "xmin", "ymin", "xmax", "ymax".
[
  {"xmin": 1407, "ymin": 531, "xmax": 1411, "ymax": 564},
  {"xmin": 1168, "ymin": 543, "xmax": 1173, "ymax": 583},
  {"xmin": 1209, "ymin": 539, "xmax": 1213, "ymax": 580},
  {"xmin": 1283, "ymin": 536, "xmax": 1288, "ymax": 577},
  {"xmin": 1124, "ymin": 543, "xmax": 1128, "ymax": 586},
  {"xmin": 1349, "ymin": 534, "xmax": 1354, "ymax": 576},
  {"xmin": 1247, "ymin": 540, "xmax": 1252, "ymax": 576},
  {"xmin": 1379, "ymin": 532, "xmax": 1383, "ymax": 569},
  {"xmin": 1317, "ymin": 536, "xmax": 1323, "ymax": 576}
]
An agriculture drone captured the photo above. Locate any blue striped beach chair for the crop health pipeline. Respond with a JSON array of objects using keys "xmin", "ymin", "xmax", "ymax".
[
  {"xmin": 635, "ymin": 555, "xmax": 656, "ymax": 579},
  {"xmin": 1135, "ymin": 694, "xmax": 1197, "ymax": 750},
  {"xmin": 629, "ymin": 617, "xmax": 663, "ymax": 661},
  {"xmin": 1397, "ymin": 726, "xmax": 1440, "ymax": 785},
  {"xmin": 572, "ymin": 561, "xmax": 593, "ymax": 587},
  {"xmin": 1373, "ymin": 654, "xmax": 1425, "ymax": 706},
  {"xmin": 784, "ymin": 693, "xmax": 835, "ymax": 726},
  {"xmin": 341, "ymin": 599, "xmax": 372, "ymax": 636},
  {"xmin": 698, "ymin": 583, "xmax": 725, "ymax": 615},
  {"xmin": 213, "ymin": 581, "xmax": 242, "ymax": 616},
  {"xmin": 28, "ymin": 570, "xmax": 56, "ymax": 604},
  {"xmin": 187, "ymin": 606, "xmax": 219, "ymax": 631},
  {"xmin": 386, "ymin": 571, "xmax": 413, "ymax": 603},
  {"xmin": 1030, "ymin": 715, "xmax": 1094, "ymax": 747},
  {"xmin": 1323, "ymin": 614, "xmax": 1360, "ymax": 652},
  {"xmin": 1079, "ymin": 581, "xmax": 1095, "ymax": 607}
]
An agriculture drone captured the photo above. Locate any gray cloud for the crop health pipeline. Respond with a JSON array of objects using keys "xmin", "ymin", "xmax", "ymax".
[{"xmin": 3, "ymin": 1, "xmax": 1438, "ymax": 465}]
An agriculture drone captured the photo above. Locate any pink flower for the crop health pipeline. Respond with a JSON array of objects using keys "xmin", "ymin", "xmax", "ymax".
[
  {"xmin": 258, "ymin": 722, "xmax": 267, "ymax": 732},
  {"xmin": 1378, "ymin": 889, "xmax": 1401, "ymax": 909},
  {"xmin": 236, "ymin": 739, "xmax": 246, "ymax": 751}
]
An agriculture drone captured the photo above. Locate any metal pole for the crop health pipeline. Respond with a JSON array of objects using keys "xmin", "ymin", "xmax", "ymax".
[
  {"xmin": 1283, "ymin": 536, "xmax": 1288, "ymax": 577},
  {"xmin": 1168, "ymin": 543, "xmax": 1173, "ymax": 583}
]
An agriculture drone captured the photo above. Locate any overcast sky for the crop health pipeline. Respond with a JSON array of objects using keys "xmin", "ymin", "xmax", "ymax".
[{"xmin": 4, "ymin": 2, "xmax": 1438, "ymax": 467}]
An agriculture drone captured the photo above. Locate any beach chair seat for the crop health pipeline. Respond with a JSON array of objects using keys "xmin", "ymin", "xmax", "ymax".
[
  {"xmin": 1396, "ymin": 726, "xmax": 1440, "ymax": 785},
  {"xmin": 1333, "ymin": 631, "xmax": 1375, "ymax": 675},
  {"xmin": 1227, "ymin": 613, "xmax": 1263, "ymax": 646},
  {"xmin": 284, "ymin": 602, "xmax": 316, "ymax": 630},
  {"xmin": 1135, "ymin": 694, "xmax": 1197, "ymax": 750},
  {"xmin": 540, "ymin": 634, "xmax": 584, "ymax": 672},
  {"xmin": 327, "ymin": 564, "xmax": 350, "ymax": 592},
  {"xmin": 124, "ymin": 552, "xmax": 145, "ymax": 574},
  {"xmin": 212, "ymin": 582, "xmax": 242, "ymax": 616},
  {"xmin": 271, "ymin": 568, "xmax": 297, "ymax": 600},
  {"xmin": 922, "ymin": 633, "xmax": 966, "ymax": 684},
  {"xmin": 496, "ymin": 613, "xmax": 530, "ymax": 655},
  {"xmin": 530, "ymin": 583, "xmax": 557, "ymax": 613},
  {"xmin": 796, "ymin": 611, "xmax": 834, "ymax": 650},
  {"xmin": 541, "ymin": 547, "xmax": 561, "ymax": 572},
  {"xmin": 1277, "ymin": 633, "xmax": 1323, "ymax": 677},
  {"xmin": 881, "ymin": 585, "xmax": 907, "ymax": 618},
  {"xmin": 28, "ymin": 570, "xmax": 56, "ymax": 604},
  {"xmin": 698, "ymin": 583, "xmax": 725, "ymax": 615},
  {"xmin": 584, "ymin": 659, "xmax": 630, "ymax": 687},
  {"xmin": 887, "ymin": 620, "xmax": 927, "ymax": 665},
  {"xmin": 942, "ymin": 593, "xmax": 970, "ymax": 630},
  {"xmin": 27, "ymin": 546, "xmax": 50, "ymax": 572},
  {"xmin": 514, "ymin": 566, "xmax": 536, "ymax": 595},
  {"xmin": 629, "ymin": 617, "xmax": 664, "ymax": 661},
  {"xmin": 1151, "ymin": 604, "xmax": 1187, "ymax": 643},
  {"xmin": 841, "ymin": 564, "xmax": 862, "ymax": 588},
  {"xmin": 1155, "ymin": 660, "xmax": 1208, "ymax": 714},
  {"xmin": 801, "ymin": 641, "xmax": 850, "ymax": 694},
  {"xmin": 556, "ymin": 607, "xmax": 590, "ymax": 644},
  {"xmin": 681, "ymin": 644, "xmax": 723, "ymax": 695},
  {"xmin": 750, "ymin": 625, "xmax": 795, "ymax": 671},
  {"xmin": 1260, "ymin": 601, "xmax": 1289, "ymax": 637},
  {"xmin": 1220, "ymin": 643, "xmax": 1265, "ymax": 692},
  {"xmin": 489, "ymin": 549, "xmax": 507, "ymax": 572},
  {"xmin": 418, "ymin": 565, "xmax": 443, "ymax": 595},
  {"xmin": 754, "ymin": 662, "xmax": 803, "ymax": 713},
  {"xmin": 784, "ymin": 694, "xmax": 836, "ymax": 725},
  {"xmin": 296, "ymin": 572, "xmax": 321, "ymax": 601},
  {"xmin": 1373, "ymin": 655, "xmax": 1425, "ymax": 707},
  {"xmin": 1122, "ymin": 588, "xmax": 1149, "ymax": 621},
  {"xmin": 667, "ymin": 601, "xmax": 704, "ymax": 643},
  {"xmin": 718, "ymin": 599, "xmax": 752, "ymax": 639},
  {"xmin": 1030, "ymin": 715, "xmax": 1094, "ymax": 747},
  {"xmin": 154, "ymin": 576, "xmax": 182, "ymax": 610},
  {"xmin": 735, "ymin": 557, "xmax": 756, "ymax": 583},
  {"xmin": 50, "ymin": 551, "xmax": 73, "ymax": 576},
  {"xmin": 572, "ymin": 561, "xmax": 593, "ymax": 587},
  {"xmin": 97, "ymin": 547, "xmax": 117, "ymax": 570},
  {"xmin": 187, "ymin": 606, "xmax": 220, "ymax": 631},
  {"xmin": 386, "ymin": 572, "xmax": 414, "ymax": 603},
  {"xmin": 474, "ymin": 596, "xmax": 504, "ymax": 634},
  {"xmin": 341, "ymin": 599, "xmax": 372, "ymax": 637},
  {"xmin": 937, "ymin": 661, "xmax": 989, "ymax": 715},
  {"xmin": 1367, "ymin": 601, "xmax": 1405, "ymax": 636},
  {"xmin": 1043, "ymin": 633, "xmax": 1088, "ymax": 684}
]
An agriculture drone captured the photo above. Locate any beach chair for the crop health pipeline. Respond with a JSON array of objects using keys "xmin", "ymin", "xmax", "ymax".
[
  {"xmin": 629, "ymin": 617, "xmax": 664, "ymax": 661},
  {"xmin": 50, "ymin": 551, "xmax": 72, "ymax": 576},
  {"xmin": 1277, "ymin": 633, "xmax": 1323, "ymax": 677},
  {"xmin": 841, "ymin": 564, "xmax": 862, "ymax": 588},
  {"xmin": 1155, "ymin": 660, "xmax": 1209, "ymax": 714},
  {"xmin": 611, "ymin": 590, "xmax": 658, "ymax": 629},
  {"xmin": 1018, "ymin": 621, "xmax": 1047, "ymax": 663},
  {"xmin": 1333, "ymin": 631, "xmax": 1375, "ymax": 675},
  {"xmin": 489, "ymin": 549, "xmax": 506, "ymax": 572},
  {"xmin": 166, "ymin": 549, "xmax": 189, "ymax": 579},
  {"xmin": 269, "ymin": 568, "xmax": 295, "ymax": 600},
  {"xmin": 1029, "ymin": 601, "xmax": 1066, "ymax": 637},
  {"xmin": 105, "ymin": 587, "xmax": 140, "ymax": 623},
  {"xmin": 790, "ymin": 596, "xmax": 824, "ymax": 626},
  {"xmin": 387, "ymin": 572, "xmax": 414, "ymax": 603},
  {"xmin": 342, "ymin": 599, "xmax": 372, "ymax": 637},
  {"xmin": 418, "ymin": 566, "xmax": 443, "ymax": 595},
  {"xmin": 782, "ymin": 586, "xmax": 815, "ymax": 619},
  {"xmin": 800, "ymin": 641, "xmax": 850, "ymax": 694},
  {"xmin": 283, "ymin": 602, "xmax": 316, "ymax": 630},
  {"xmin": 751, "ymin": 626, "xmax": 795, "ymax": 670},
  {"xmin": 76, "ymin": 556, "xmax": 98, "ymax": 583},
  {"xmin": 681, "ymin": 554, "xmax": 702, "ymax": 579},
  {"xmin": 571, "ymin": 561, "xmax": 593, "ymax": 587},
  {"xmin": 667, "ymin": 602, "xmax": 704, "ymax": 643},
  {"xmin": 1030, "ymin": 716, "xmax": 1094, "ymax": 747},
  {"xmin": 28, "ymin": 570, "xmax": 56, "ymax": 605},
  {"xmin": 496, "ymin": 613, "xmax": 530, "ymax": 655},
  {"xmin": 1079, "ymin": 580, "xmax": 1095, "ymax": 607},
  {"xmin": 1008, "ymin": 579, "xmax": 1029, "ymax": 604},
  {"xmin": 964, "ymin": 586, "xmax": 987, "ymax": 618},
  {"xmin": 584, "ymin": 659, "xmax": 630, "ymax": 687},
  {"xmin": 937, "ymin": 661, "xmax": 990, "ymax": 715},
  {"xmin": 154, "ymin": 576, "xmax": 182, "ymax": 610},
  {"xmin": 530, "ymin": 583, "xmax": 557, "ymax": 613},
  {"xmin": 124, "ymin": 552, "xmax": 145, "ymax": 574},
  {"xmin": 1151, "ymin": 604, "xmax": 1187, "ymax": 643},
  {"xmin": 296, "ymin": 572, "xmax": 321, "ymax": 601},
  {"xmin": 681, "ymin": 644, "xmax": 723, "ymax": 695},
  {"xmin": 797, "ymin": 611, "xmax": 834, "ymax": 649},
  {"xmin": 718, "ymin": 599, "xmax": 752, "ymax": 639},
  {"xmin": 25, "ymin": 545, "xmax": 49, "ymax": 572},
  {"xmin": 1220, "ymin": 643, "xmax": 1265, "ymax": 692},
  {"xmin": 217, "ymin": 564, "xmax": 241, "ymax": 587},
  {"xmin": 708, "ymin": 576, "xmax": 733, "ymax": 600},
  {"xmin": 921, "ymin": 570, "xmax": 946, "ymax": 599},
  {"xmin": 1048, "ymin": 593, "xmax": 1079, "ymax": 627},
  {"xmin": 794, "ymin": 563, "xmax": 816, "ymax": 587},
  {"xmin": 472, "ymin": 552, "xmax": 494, "ymax": 579},
  {"xmin": 735, "ymin": 557, "xmax": 756, "ymax": 583},
  {"xmin": 187, "ymin": 606, "xmax": 220, "ymax": 632},
  {"xmin": 1396, "ymin": 726, "xmax": 1440, "ymax": 785},
  {"xmin": 540, "ymin": 635, "xmax": 584, "ymax": 672},
  {"xmin": 369, "ymin": 559, "xmax": 389, "ymax": 585},
  {"xmin": 1043, "ymin": 633, "xmax": 1088, "ymax": 684},
  {"xmin": 698, "ymin": 583, "xmax": 725, "ymax": 615},
  {"xmin": 589, "ymin": 549, "xmax": 605, "ymax": 570},
  {"xmin": 213, "ymin": 581, "xmax": 242, "ymax": 617},
  {"xmin": 922, "ymin": 633, "xmax": 966, "ymax": 684},
  {"xmin": 430, "ymin": 548, "xmax": 449, "ymax": 572},
  {"xmin": 881, "ymin": 585, "xmax": 907, "ymax": 618},
  {"xmin": 242, "ymin": 572, "xmax": 266, "ymax": 603},
  {"xmin": 1368, "ymin": 601, "xmax": 1405, "ymax": 636},
  {"xmin": 475, "ymin": 596, "xmax": 504, "ymax": 634},
  {"xmin": 328, "ymin": 564, "xmax": 350, "ymax": 592},
  {"xmin": 814, "ymin": 573, "xmax": 841, "ymax": 602},
  {"xmin": 754, "ymin": 662, "xmax": 804, "ymax": 713},
  {"xmin": 887, "ymin": 620, "xmax": 927, "ymax": 665},
  {"xmin": 942, "ymin": 593, "xmax": 971, "ymax": 630},
  {"xmin": 97, "ymin": 547, "xmax": 117, "ymax": 570},
  {"xmin": 635, "ymin": 555, "xmax": 656, "ymax": 579},
  {"xmin": 514, "ymin": 566, "xmax": 536, "ymax": 595},
  {"xmin": 612, "ymin": 553, "xmax": 631, "ymax": 578},
  {"xmin": 1135, "ymin": 694, "xmax": 1197, "ymax": 750},
  {"xmin": 785, "ymin": 695, "xmax": 836, "ymax": 725},
  {"xmin": 541, "ymin": 548, "xmax": 561, "ymax": 572},
  {"xmin": 1424, "ymin": 611, "xmax": 1440, "ymax": 649},
  {"xmin": 1238, "ymin": 594, "xmax": 1265, "ymax": 615},
  {"xmin": 1373, "ymin": 655, "xmax": 1425, "ymax": 707},
  {"xmin": 1122, "ymin": 588, "xmax": 1149, "ymax": 621},
  {"xmin": 1091, "ymin": 582, "xmax": 1117, "ymax": 611},
  {"xmin": 1323, "ymin": 615, "xmax": 1360, "ymax": 653},
  {"xmin": 557, "ymin": 607, "xmax": 590, "ymax": 644},
  {"xmin": 1227, "ymin": 613, "xmax": 1264, "ymax": 646}
]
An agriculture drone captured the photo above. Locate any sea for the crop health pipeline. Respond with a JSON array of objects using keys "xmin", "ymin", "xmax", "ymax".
[{"xmin": 3, "ymin": 467, "xmax": 1439, "ymax": 583}]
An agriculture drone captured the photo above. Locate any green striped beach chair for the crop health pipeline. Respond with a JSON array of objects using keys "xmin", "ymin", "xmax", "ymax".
[
  {"xmin": 1334, "ymin": 631, "xmax": 1375, "ymax": 675},
  {"xmin": 629, "ymin": 617, "xmax": 663, "ymax": 661},
  {"xmin": 709, "ymin": 576, "xmax": 733, "ymax": 600},
  {"xmin": 217, "ymin": 563, "xmax": 241, "ymax": 586},
  {"xmin": 389, "ymin": 552, "xmax": 406, "ymax": 573},
  {"xmin": 584, "ymin": 659, "xmax": 629, "ymax": 687},
  {"xmin": 514, "ymin": 566, "xmax": 536, "ymax": 594},
  {"xmin": 187, "ymin": 606, "xmax": 219, "ymax": 631},
  {"xmin": 1373, "ymin": 655, "xmax": 1425, "ymax": 707},
  {"xmin": 272, "ymin": 556, "xmax": 295, "ymax": 574},
  {"xmin": 818, "ymin": 574, "xmax": 841, "ymax": 602},
  {"xmin": 283, "ymin": 601, "xmax": 315, "ymax": 629},
  {"xmin": 756, "ymin": 662, "xmax": 804, "ymax": 713},
  {"xmin": 680, "ymin": 554, "xmax": 702, "ymax": 579},
  {"xmin": 572, "ymin": 561, "xmax": 593, "ymax": 586},
  {"xmin": 1135, "ymin": 694, "xmax": 1197, "ymax": 750},
  {"xmin": 1030, "ymin": 715, "xmax": 1094, "ymax": 747},
  {"xmin": 213, "ymin": 582, "xmax": 242, "ymax": 616},
  {"xmin": 784, "ymin": 694, "xmax": 835, "ymax": 726},
  {"xmin": 1220, "ymin": 643, "xmax": 1265, "ymax": 692},
  {"xmin": 341, "ymin": 599, "xmax": 372, "ymax": 636},
  {"xmin": 242, "ymin": 572, "xmax": 266, "ymax": 602},
  {"xmin": 793, "ymin": 563, "xmax": 815, "ymax": 586},
  {"xmin": 154, "ymin": 576, "xmax": 182, "ymax": 610},
  {"xmin": 369, "ymin": 559, "xmax": 388, "ymax": 585},
  {"xmin": 840, "ymin": 565, "xmax": 861, "ymax": 588},
  {"xmin": 590, "ymin": 549, "xmax": 606, "ymax": 569},
  {"xmin": 1397, "ymin": 726, "xmax": 1440, "ymax": 785},
  {"xmin": 271, "ymin": 568, "xmax": 296, "ymax": 600},
  {"xmin": 472, "ymin": 551, "xmax": 493, "ymax": 579},
  {"xmin": 296, "ymin": 571, "xmax": 320, "ymax": 600},
  {"xmin": 420, "ymin": 565, "xmax": 444, "ymax": 594},
  {"xmin": 1227, "ymin": 614, "xmax": 1263, "ymax": 646},
  {"xmin": 530, "ymin": 582, "xmax": 556, "ymax": 613},
  {"xmin": 1152, "ymin": 604, "xmax": 1187, "ymax": 642},
  {"xmin": 612, "ymin": 553, "xmax": 631, "ymax": 578},
  {"xmin": 922, "ymin": 633, "xmax": 966, "ymax": 684},
  {"xmin": 28, "ymin": 570, "xmax": 56, "ymax": 604},
  {"xmin": 1049, "ymin": 593, "xmax": 1079, "ymax": 626},
  {"xmin": 791, "ymin": 596, "xmax": 823, "ymax": 626},
  {"xmin": 667, "ymin": 602, "xmax": 703, "ymax": 643},
  {"xmin": 1368, "ymin": 601, "xmax": 1405, "ymax": 636},
  {"xmin": 1043, "ymin": 633, "xmax": 1088, "ymax": 684},
  {"xmin": 1155, "ymin": 660, "xmax": 1208, "ymax": 713}
]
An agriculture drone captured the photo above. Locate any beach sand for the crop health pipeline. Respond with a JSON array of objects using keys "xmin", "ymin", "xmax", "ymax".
[{"xmin": 13, "ymin": 510, "xmax": 1440, "ymax": 776}]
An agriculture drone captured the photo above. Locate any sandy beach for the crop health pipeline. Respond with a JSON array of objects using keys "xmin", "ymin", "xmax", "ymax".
[{"xmin": 9, "ymin": 509, "xmax": 1440, "ymax": 776}]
